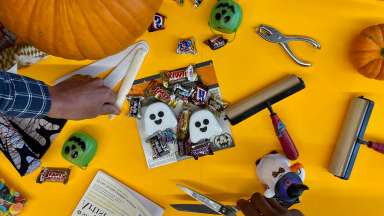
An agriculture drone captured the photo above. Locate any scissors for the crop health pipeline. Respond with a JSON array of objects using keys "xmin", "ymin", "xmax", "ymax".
[
  {"xmin": 171, "ymin": 185, "xmax": 238, "ymax": 215},
  {"xmin": 256, "ymin": 24, "xmax": 321, "ymax": 67}
]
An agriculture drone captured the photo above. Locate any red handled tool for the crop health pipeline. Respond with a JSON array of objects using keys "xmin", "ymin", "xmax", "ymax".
[
  {"xmin": 268, "ymin": 106, "xmax": 299, "ymax": 160},
  {"xmin": 361, "ymin": 140, "xmax": 384, "ymax": 154}
]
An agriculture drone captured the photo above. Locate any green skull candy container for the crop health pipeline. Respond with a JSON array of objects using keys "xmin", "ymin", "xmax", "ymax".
[
  {"xmin": 209, "ymin": 0, "xmax": 243, "ymax": 34},
  {"xmin": 62, "ymin": 132, "xmax": 97, "ymax": 169}
]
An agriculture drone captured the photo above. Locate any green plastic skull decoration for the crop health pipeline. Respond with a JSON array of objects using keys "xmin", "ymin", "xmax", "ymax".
[
  {"xmin": 209, "ymin": 0, "xmax": 243, "ymax": 34},
  {"xmin": 61, "ymin": 132, "xmax": 97, "ymax": 169}
]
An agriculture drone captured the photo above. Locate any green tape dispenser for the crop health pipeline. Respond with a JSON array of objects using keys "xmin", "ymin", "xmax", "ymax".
[
  {"xmin": 62, "ymin": 131, "xmax": 97, "ymax": 169},
  {"xmin": 208, "ymin": 0, "xmax": 243, "ymax": 34}
]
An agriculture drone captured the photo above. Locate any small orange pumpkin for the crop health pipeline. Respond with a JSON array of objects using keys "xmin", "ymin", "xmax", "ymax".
[
  {"xmin": 351, "ymin": 24, "xmax": 384, "ymax": 80},
  {"xmin": 0, "ymin": 0, "xmax": 163, "ymax": 60}
]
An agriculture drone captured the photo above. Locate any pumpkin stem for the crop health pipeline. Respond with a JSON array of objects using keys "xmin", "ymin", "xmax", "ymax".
[{"xmin": 381, "ymin": 48, "xmax": 384, "ymax": 58}]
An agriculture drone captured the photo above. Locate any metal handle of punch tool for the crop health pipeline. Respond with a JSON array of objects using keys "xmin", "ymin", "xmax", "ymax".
[
  {"xmin": 280, "ymin": 42, "xmax": 312, "ymax": 67},
  {"xmin": 280, "ymin": 36, "xmax": 321, "ymax": 67}
]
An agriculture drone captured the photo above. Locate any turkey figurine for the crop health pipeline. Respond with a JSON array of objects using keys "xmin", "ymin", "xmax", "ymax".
[{"xmin": 256, "ymin": 151, "xmax": 308, "ymax": 207}]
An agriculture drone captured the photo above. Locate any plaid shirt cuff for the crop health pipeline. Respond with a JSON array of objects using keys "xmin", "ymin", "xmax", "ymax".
[{"xmin": 0, "ymin": 72, "xmax": 51, "ymax": 118}]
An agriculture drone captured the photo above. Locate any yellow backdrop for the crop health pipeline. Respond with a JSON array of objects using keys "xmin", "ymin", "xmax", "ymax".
[{"xmin": 2, "ymin": 0, "xmax": 384, "ymax": 215}]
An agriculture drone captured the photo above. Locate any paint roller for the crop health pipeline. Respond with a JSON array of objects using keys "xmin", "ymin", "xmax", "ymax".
[
  {"xmin": 225, "ymin": 74, "xmax": 305, "ymax": 160},
  {"xmin": 328, "ymin": 96, "xmax": 384, "ymax": 180}
]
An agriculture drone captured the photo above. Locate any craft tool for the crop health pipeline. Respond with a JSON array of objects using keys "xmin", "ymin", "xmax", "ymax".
[
  {"xmin": 256, "ymin": 24, "xmax": 320, "ymax": 67},
  {"xmin": 329, "ymin": 96, "xmax": 384, "ymax": 180},
  {"xmin": 225, "ymin": 74, "xmax": 304, "ymax": 160},
  {"xmin": 172, "ymin": 185, "xmax": 237, "ymax": 215}
]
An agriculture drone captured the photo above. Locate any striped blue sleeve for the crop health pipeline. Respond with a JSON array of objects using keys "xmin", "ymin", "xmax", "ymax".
[{"xmin": 0, "ymin": 72, "xmax": 51, "ymax": 118}]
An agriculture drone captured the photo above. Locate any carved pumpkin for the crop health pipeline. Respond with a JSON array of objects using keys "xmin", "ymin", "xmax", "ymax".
[
  {"xmin": 0, "ymin": 0, "xmax": 163, "ymax": 60},
  {"xmin": 350, "ymin": 24, "xmax": 384, "ymax": 80}
]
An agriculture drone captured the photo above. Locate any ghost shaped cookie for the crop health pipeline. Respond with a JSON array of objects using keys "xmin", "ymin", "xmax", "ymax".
[
  {"xmin": 189, "ymin": 109, "xmax": 223, "ymax": 143},
  {"xmin": 143, "ymin": 102, "xmax": 177, "ymax": 136}
]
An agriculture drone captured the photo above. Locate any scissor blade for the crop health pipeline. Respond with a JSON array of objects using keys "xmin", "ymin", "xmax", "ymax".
[
  {"xmin": 171, "ymin": 204, "xmax": 221, "ymax": 215},
  {"xmin": 176, "ymin": 185, "xmax": 225, "ymax": 214}
]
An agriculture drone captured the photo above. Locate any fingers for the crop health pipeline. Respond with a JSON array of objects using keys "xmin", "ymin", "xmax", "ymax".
[
  {"xmin": 100, "ymin": 88, "xmax": 117, "ymax": 104},
  {"xmin": 265, "ymin": 197, "xmax": 287, "ymax": 214},
  {"xmin": 237, "ymin": 199, "xmax": 260, "ymax": 216},
  {"xmin": 250, "ymin": 193, "xmax": 275, "ymax": 215},
  {"xmin": 99, "ymin": 104, "xmax": 120, "ymax": 115}
]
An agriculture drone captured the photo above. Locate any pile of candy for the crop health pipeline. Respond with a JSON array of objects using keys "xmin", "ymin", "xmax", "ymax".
[
  {"xmin": 0, "ymin": 179, "xmax": 26, "ymax": 216},
  {"xmin": 127, "ymin": 65, "xmax": 232, "ymax": 160}
]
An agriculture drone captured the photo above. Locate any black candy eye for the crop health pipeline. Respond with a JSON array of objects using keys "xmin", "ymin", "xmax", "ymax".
[
  {"xmin": 224, "ymin": 16, "xmax": 231, "ymax": 23},
  {"xmin": 221, "ymin": 9, "xmax": 227, "ymax": 15},
  {"xmin": 203, "ymin": 119, "xmax": 209, "ymax": 125},
  {"xmin": 79, "ymin": 142, "xmax": 86, "ymax": 151},
  {"xmin": 195, "ymin": 121, "xmax": 201, "ymax": 128},
  {"xmin": 71, "ymin": 145, "xmax": 76, "ymax": 150},
  {"xmin": 150, "ymin": 114, "xmax": 156, "ymax": 120},
  {"xmin": 64, "ymin": 146, "xmax": 70, "ymax": 154},
  {"xmin": 158, "ymin": 111, "xmax": 164, "ymax": 117},
  {"xmin": 71, "ymin": 151, "xmax": 78, "ymax": 159},
  {"xmin": 215, "ymin": 13, "xmax": 221, "ymax": 20}
]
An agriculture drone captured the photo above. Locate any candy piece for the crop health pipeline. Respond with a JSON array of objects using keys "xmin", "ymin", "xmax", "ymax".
[
  {"xmin": 205, "ymin": 35, "xmax": 228, "ymax": 50},
  {"xmin": 190, "ymin": 83, "xmax": 209, "ymax": 106},
  {"xmin": 36, "ymin": 167, "xmax": 71, "ymax": 184},
  {"xmin": 146, "ymin": 129, "xmax": 176, "ymax": 159},
  {"xmin": 207, "ymin": 95, "xmax": 227, "ymax": 115},
  {"xmin": 148, "ymin": 13, "xmax": 166, "ymax": 32},
  {"xmin": 192, "ymin": 0, "xmax": 203, "ymax": 7},
  {"xmin": 189, "ymin": 109, "xmax": 223, "ymax": 143},
  {"xmin": 127, "ymin": 96, "xmax": 144, "ymax": 118},
  {"xmin": 190, "ymin": 139, "xmax": 214, "ymax": 159},
  {"xmin": 162, "ymin": 65, "xmax": 197, "ymax": 88},
  {"xmin": 177, "ymin": 139, "xmax": 192, "ymax": 157},
  {"xmin": 177, "ymin": 109, "xmax": 191, "ymax": 140},
  {"xmin": 145, "ymin": 81, "xmax": 177, "ymax": 107},
  {"xmin": 213, "ymin": 133, "xmax": 233, "ymax": 149},
  {"xmin": 61, "ymin": 132, "xmax": 97, "ymax": 169},
  {"xmin": 176, "ymin": 38, "xmax": 197, "ymax": 55},
  {"xmin": 173, "ymin": 83, "xmax": 195, "ymax": 101}
]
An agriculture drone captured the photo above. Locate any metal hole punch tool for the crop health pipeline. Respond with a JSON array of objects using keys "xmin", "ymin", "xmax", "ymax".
[{"xmin": 256, "ymin": 24, "xmax": 321, "ymax": 67}]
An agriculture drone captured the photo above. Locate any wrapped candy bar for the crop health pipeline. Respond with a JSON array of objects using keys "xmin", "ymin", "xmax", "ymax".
[
  {"xmin": 174, "ymin": 0, "xmax": 184, "ymax": 5},
  {"xmin": 207, "ymin": 95, "xmax": 228, "ymax": 115},
  {"xmin": 148, "ymin": 13, "xmax": 166, "ymax": 32},
  {"xmin": 190, "ymin": 139, "xmax": 214, "ymax": 160},
  {"xmin": 192, "ymin": 0, "xmax": 203, "ymax": 8},
  {"xmin": 205, "ymin": 35, "xmax": 228, "ymax": 50},
  {"xmin": 176, "ymin": 38, "xmax": 197, "ymax": 55},
  {"xmin": 36, "ymin": 167, "xmax": 71, "ymax": 184},
  {"xmin": 177, "ymin": 109, "xmax": 191, "ymax": 140},
  {"xmin": 190, "ymin": 83, "xmax": 209, "ymax": 106},
  {"xmin": 127, "ymin": 96, "xmax": 144, "ymax": 118},
  {"xmin": 0, "ymin": 179, "xmax": 26, "ymax": 216},
  {"xmin": 162, "ymin": 65, "xmax": 197, "ymax": 88},
  {"xmin": 145, "ymin": 81, "xmax": 177, "ymax": 107},
  {"xmin": 146, "ymin": 129, "xmax": 176, "ymax": 159}
]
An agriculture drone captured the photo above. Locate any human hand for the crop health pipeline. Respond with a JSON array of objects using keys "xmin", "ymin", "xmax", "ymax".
[
  {"xmin": 48, "ymin": 75, "xmax": 120, "ymax": 120},
  {"xmin": 237, "ymin": 193, "xmax": 303, "ymax": 216}
]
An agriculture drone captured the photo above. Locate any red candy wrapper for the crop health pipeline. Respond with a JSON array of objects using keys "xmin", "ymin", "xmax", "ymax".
[
  {"xmin": 162, "ymin": 65, "xmax": 197, "ymax": 88},
  {"xmin": 145, "ymin": 81, "xmax": 177, "ymax": 107},
  {"xmin": 36, "ymin": 167, "xmax": 71, "ymax": 184}
]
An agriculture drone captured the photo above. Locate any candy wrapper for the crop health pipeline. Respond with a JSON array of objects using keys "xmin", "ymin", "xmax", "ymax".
[
  {"xmin": 145, "ymin": 81, "xmax": 177, "ymax": 107},
  {"xmin": 205, "ymin": 35, "xmax": 228, "ymax": 50},
  {"xmin": 148, "ymin": 13, "xmax": 166, "ymax": 32},
  {"xmin": 162, "ymin": 64, "xmax": 197, "ymax": 88},
  {"xmin": 36, "ymin": 167, "xmax": 71, "ymax": 184},
  {"xmin": 176, "ymin": 38, "xmax": 197, "ymax": 55},
  {"xmin": 146, "ymin": 129, "xmax": 176, "ymax": 159},
  {"xmin": 0, "ymin": 179, "xmax": 26, "ymax": 216},
  {"xmin": 192, "ymin": 0, "xmax": 203, "ymax": 8},
  {"xmin": 127, "ymin": 96, "xmax": 144, "ymax": 118}
]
